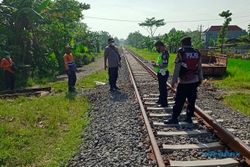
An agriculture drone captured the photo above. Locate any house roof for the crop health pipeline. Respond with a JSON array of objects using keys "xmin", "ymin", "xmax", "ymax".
[{"xmin": 204, "ymin": 25, "xmax": 244, "ymax": 32}]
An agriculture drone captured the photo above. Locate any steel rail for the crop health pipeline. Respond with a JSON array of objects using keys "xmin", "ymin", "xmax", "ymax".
[
  {"xmin": 127, "ymin": 48, "xmax": 250, "ymax": 166},
  {"xmin": 124, "ymin": 50, "xmax": 166, "ymax": 167}
]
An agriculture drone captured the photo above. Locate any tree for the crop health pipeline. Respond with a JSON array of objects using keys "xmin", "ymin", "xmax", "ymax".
[
  {"xmin": 139, "ymin": 17, "xmax": 165, "ymax": 38},
  {"xmin": 97, "ymin": 31, "xmax": 111, "ymax": 49},
  {"xmin": 186, "ymin": 30, "xmax": 204, "ymax": 49},
  {"xmin": 217, "ymin": 10, "xmax": 232, "ymax": 53},
  {"xmin": 126, "ymin": 31, "xmax": 146, "ymax": 48},
  {"xmin": 43, "ymin": 0, "xmax": 90, "ymax": 71},
  {"xmin": 162, "ymin": 28, "xmax": 185, "ymax": 53}
]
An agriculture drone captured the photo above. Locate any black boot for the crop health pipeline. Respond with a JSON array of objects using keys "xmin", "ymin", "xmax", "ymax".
[{"xmin": 184, "ymin": 116, "xmax": 193, "ymax": 124}]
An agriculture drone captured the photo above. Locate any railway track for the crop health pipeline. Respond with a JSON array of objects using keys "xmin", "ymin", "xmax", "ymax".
[{"xmin": 123, "ymin": 48, "xmax": 250, "ymax": 167}]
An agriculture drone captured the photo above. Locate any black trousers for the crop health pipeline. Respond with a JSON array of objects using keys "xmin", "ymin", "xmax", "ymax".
[
  {"xmin": 157, "ymin": 71, "xmax": 169, "ymax": 106},
  {"xmin": 108, "ymin": 67, "xmax": 118, "ymax": 89},
  {"xmin": 172, "ymin": 82, "xmax": 199, "ymax": 119},
  {"xmin": 67, "ymin": 70, "xmax": 77, "ymax": 92},
  {"xmin": 4, "ymin": 71, "xmax": 15, "ymax": 90}
]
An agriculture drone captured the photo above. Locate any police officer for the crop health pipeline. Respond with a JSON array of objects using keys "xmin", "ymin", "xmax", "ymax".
[
  {"xmin": 165, "ymin": 37, "xmax": 203, "ymax": 124},
  {"xmin": 63, "ymin": 45, "xmax": 77, "ymax": 92},
  {"xmin": 152, "ymin": 41, "xmax": 169, "ymax": 107}
]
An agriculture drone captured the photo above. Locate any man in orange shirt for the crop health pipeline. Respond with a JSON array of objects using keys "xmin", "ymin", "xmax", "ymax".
[
  {"xmin": 63, "ymin": 45, "xmax": 77, "ymax": 92},
  {"xmin": 0, "ymin": 55, "xmax": 16, "ymax": 90}
]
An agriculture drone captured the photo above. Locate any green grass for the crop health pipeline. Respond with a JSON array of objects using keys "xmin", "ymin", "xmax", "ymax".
[
  {"xmin": 77, "ymin": 70, "xmax": 108, "ymax": 89},
  {"xmin": 0, "ymin": 69, "xmax": 108, "ymax": 167},
  {"xmin": 213, "ymin": 58, "xmax": 250, "ymax": 89},
  {"xmin": 224, "ymin": 93, "xmax": 250, "ymax": 116},
  {"xmin": 212, "ymin": 58, "xmax": 250, "ymax": 116},
  {"xmin": 127, "ymin": 47, "xmax": 176, "ymax": 74}
]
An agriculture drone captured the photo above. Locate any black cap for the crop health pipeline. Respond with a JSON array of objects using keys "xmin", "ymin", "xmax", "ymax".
[
  {"xmin": 154, "ymin": 41, "xmax": 165, "ymax": 47},
  {"xmin": 181, "ymin": 36, "xmax": 192, "ymax": 46},
  {"xmin": 108, "ymin": 37, "xmax": 114, "ymax": 44}
]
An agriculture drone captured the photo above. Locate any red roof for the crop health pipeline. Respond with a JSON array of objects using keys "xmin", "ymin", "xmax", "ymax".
[{"xmin": 204, "ymin": 25, "xmax": 243, "ymax": 32}]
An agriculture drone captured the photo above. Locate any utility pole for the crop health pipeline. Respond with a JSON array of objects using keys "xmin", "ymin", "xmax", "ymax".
[{"xmin": 199, "ymin": 25, "xmax": 203, "ymax": 41}]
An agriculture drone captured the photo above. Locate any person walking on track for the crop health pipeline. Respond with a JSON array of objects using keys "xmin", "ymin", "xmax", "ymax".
[
  {"xmin": 152, "ymin": 41, "xmax": 169, "ymax": 107},
  {"xmin": 64, "ymin": 45, "xmax": 77, "ymax": 93},
  {"xmin": 165, "ymin": 36, "xmax": 203, "ymax": 124},
  {"xmin": 104, "ymin": 37, "xmax": 121, "ymax": 92}
]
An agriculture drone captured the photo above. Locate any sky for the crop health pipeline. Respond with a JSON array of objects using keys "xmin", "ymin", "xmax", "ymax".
[{"xmin": 79, "ymin": 0, "xmax": 250, "ymax": 39}]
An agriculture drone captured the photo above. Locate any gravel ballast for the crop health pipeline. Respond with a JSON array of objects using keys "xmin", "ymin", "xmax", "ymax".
[{"xmin": 67, "ymin": 56, "xmax": 151, "ymax": 167}]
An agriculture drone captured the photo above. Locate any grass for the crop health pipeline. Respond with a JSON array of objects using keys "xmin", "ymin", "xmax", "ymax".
[
  {"xmin": 224, "ymin": 93, "xmax": 250, "ymax": 116},
  {"xmin": 212, "ymin": 58, "xmax": 250, "ymax": 116},
  {"xmin": 77, "ymin": 70, "xmax": 108, "ymax": 89},
  {"xmin": 128, "ymin": 47, "xmax": 250, "ymax": 116},
  {"xmin": 213, "ymin": 58, "xmax": 250, "ymax": 89},
  {"xmin": 127, "ymin": 47, "xmax": 176, "ymax": 74},
  {"xmin": 0, "ymin": 69, "xmax": 108, "ymax": 166}
]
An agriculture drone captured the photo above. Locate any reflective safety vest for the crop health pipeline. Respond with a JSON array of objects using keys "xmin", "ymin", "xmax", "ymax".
[
  {"xmin": 64, "ymin": 53, "xmax": 76, "ymax": 71},
  {"xmin": 178, "ymin": 47, "xmax": 200, "ymax": 81},
  {"xmin": 154, "ymin": 51, "xmax": 169, "ymax": 74}
]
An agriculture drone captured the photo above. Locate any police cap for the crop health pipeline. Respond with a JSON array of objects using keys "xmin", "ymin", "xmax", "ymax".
[
  {"xmin": 180, "ymin": 36, "xmax": 192, "ymax": 46},
  {"xmin": 154, "ymin": 41, "xmax": 165, "ymax": 47},
  {"xmin": 108, "ymin": 37, "xmax": 114, "ymax": 44}
]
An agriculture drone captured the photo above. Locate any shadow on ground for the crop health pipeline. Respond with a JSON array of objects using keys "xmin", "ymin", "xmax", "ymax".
[{"xmin": 109, "ymin": 90, "xmax": 128, "ymax": 102}]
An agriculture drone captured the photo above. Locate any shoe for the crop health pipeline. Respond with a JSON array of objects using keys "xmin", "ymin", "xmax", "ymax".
[
  {"xmin": 156, "ymin": 100, "xmax": 161, "ymax": 104},
  {"xmin": 183, "ymin": 117, "xmax": 193, "ymax": 124},
  {"xmin": 164, "ymin": 118, "xmax": 179, "ymax": 124}
]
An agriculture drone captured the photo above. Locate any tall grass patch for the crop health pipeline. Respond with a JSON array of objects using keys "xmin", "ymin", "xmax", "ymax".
[
  {"xmin": 0, "ymin": 95, "xmax": 89, "ymax": 166},
  {"xmin": 213, "ymin": 58, "xmax": 250, "ymax": 89},
  {"xmin": 212, "ymin": 58, "xmax": 250, "ymax": 116},
  {"xmin": 224, "ymin": 93, "xmax": 250, "ymax": 116},
  {"xmin": 0, "ymin": 69, "xmax": 108, "ymax": 166}
]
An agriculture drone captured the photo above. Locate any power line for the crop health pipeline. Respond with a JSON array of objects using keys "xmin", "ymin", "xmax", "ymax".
[
  {"xmin": 85, "ymin": 16, "xmax": 140, "ymax": 23},
  {"xmin": 84, "ymin": 15, "xmax": 250, "ymax": 24}
]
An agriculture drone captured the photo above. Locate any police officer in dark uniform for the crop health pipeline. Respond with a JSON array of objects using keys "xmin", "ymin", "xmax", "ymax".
[
  {"xmin": 152, "ymin": 41, "xmax": 169, "ymax": 107},
  {"xmin": 165, "ymin": 37, "xmax": 203, "ymax": 124}
]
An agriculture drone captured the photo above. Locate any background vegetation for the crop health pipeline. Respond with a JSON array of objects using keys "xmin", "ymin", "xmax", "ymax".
[{"xmin": 0, "ymin": 0, "xmax": 112, "ymax": 90}]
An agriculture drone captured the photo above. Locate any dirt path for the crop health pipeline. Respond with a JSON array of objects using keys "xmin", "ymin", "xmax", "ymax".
[{"xmin": 57, "ymin": 56, "xmax": 104, "ymax": 80}]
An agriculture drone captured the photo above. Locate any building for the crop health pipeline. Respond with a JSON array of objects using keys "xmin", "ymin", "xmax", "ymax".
[{"xmin": 202, "ymin": 25, "xmax": 247, "ymax": 48}]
